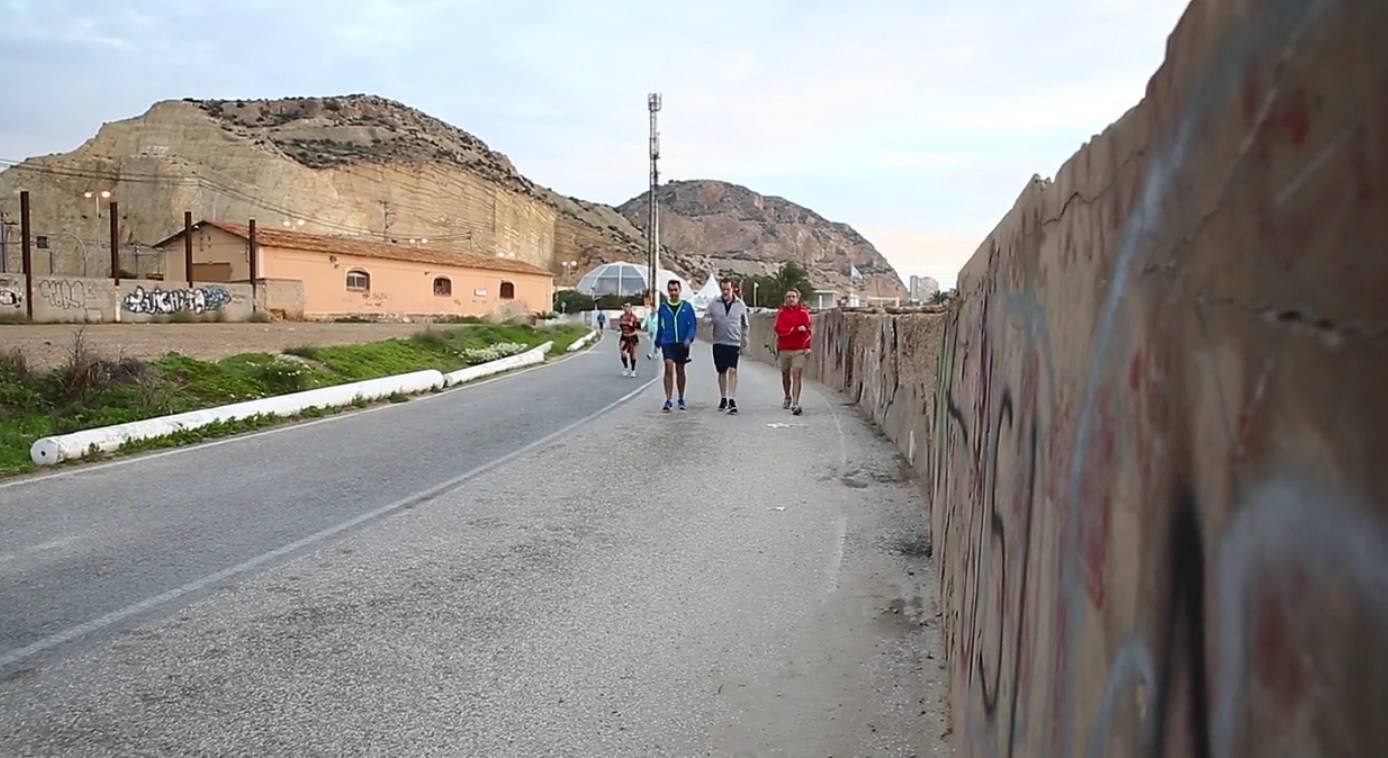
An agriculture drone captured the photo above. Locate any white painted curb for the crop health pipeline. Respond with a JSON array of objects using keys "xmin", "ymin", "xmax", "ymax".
[
  {"xmin": 30, "ymin": 370, "xmax": 446, "ymax": 467},
  {"xmin": 566, "ymin": 329, "xmax": 599, "ymax": 353},
  {"xmin": 442, "ymin": 341, "xmax": 552, "ymax": 387}
]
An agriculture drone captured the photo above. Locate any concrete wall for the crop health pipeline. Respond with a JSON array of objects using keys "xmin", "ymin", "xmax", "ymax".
[
  {"xmin": 747, "ymin": 1, "xmax": 1388, "ymax": 755},
  {"xmin": 254, "ymin": 278, "xmax": 305, "ymax": 321},
  {"xmin": 0, "ymin": 274, "xmax": 253, "ymax": 322}
]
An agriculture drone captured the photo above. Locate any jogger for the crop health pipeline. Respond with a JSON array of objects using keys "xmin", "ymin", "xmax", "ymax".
[
  {"xmin": 654, "ymin": 279, "xmax": 697, "ymax": 412},
  {"xmin": 773, "ymin": 288, "xmax": 813, "ymax": 416},
  {"xmin": 617, "ymin": 303, "xmax": 641, "ymax": 377},
  {"xmin": 705, "ymin": 279, "xmax": 749, "ymax": 414}
]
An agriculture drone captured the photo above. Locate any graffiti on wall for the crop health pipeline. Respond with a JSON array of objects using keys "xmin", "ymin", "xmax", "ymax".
[
  {"xmin": 929, "ymin": 0, "xmax": 1388, "ymax": 754},
  {"xmin": 0, "ymin": 285, "xmax": 20, "ymax": 310},
  {"xmin": 121, "ymin": 285, "xmax": 232, "ymax": 315},
  {"xmin": 38, "ymin": 278, "xmax": 100, "ymax": 311}
]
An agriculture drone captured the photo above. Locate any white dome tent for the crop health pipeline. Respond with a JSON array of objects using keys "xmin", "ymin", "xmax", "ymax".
[
  {"xmin": 574, "ymin": 261, "xmax": 691, "ymax": 299},
  {"xmin": 692, "ymin": 275, "xmax": 722, "ymax": 310}
]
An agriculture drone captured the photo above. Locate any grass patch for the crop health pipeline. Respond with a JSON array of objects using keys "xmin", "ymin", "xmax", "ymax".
[{"xmin": 0, "ymin": 324, "xmax": 588, "ymax": 478}]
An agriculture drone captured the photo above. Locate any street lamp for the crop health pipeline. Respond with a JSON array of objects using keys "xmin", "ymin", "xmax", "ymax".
[
  {"xmin": 753, "ymin": 282, "xmax": 760, "ymax": 308},
  {"xmin": 83, "ymin": 190, "xmax": 111, "ymax": 269}
]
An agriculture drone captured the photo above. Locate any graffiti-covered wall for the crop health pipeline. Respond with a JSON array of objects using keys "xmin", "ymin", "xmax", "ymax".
[
  {"xmin": 12, "ymin": 275, "xmax": 254, "ymax": 323},
  {"xmin": 746, "ymin": 0, "xmax": 1388, "ymax": 755},
  {"xmin": 936, "ymin": 0, "xmax": 1388, "ymax": 755}
]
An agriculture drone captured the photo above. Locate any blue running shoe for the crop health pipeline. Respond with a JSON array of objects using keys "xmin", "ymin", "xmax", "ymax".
[
  {"xmin": 678, "ymin": 398, "xmax": 687, "ymax": 411},
  {"xmin": 662, "ymin": 400, "xmax": 673, "ymax": 413}
]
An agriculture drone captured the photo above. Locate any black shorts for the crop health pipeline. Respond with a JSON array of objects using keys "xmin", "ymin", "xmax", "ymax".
[
  {"xmin": 620, "ymin": 334, "xmax": 639, "ymax": 349},
  {"xmin": 712, "ymin": 344, "xmax": 741, "ymax": 373},
  {"xmin": 661, "ymin": 343, "xmax": 691, "ymax": 364}
]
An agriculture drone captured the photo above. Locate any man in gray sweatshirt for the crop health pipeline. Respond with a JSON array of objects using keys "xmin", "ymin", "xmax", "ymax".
[{"xmin": 705, "ymin": 278, "xmax": 750, "ymax": 414}]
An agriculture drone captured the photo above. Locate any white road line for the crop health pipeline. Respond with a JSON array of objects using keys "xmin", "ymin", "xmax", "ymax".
[
  {"xmin": 0, "ymin": 346, "xmax": 591, "ymax": 493},
  {"xmin": 0, "ymin": 372, "xmax": 657, "ymax": 670}
]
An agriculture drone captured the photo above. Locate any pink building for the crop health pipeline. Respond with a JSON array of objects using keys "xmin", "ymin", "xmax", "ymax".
[{"xmin": 156, "ymin": 221, "xmax": 553, "ymax": 320}]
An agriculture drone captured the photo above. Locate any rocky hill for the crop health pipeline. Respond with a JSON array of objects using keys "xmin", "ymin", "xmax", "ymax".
[
  {"xmin": 619, "ymin": 180, "xmax": 907, "ymax": 299},
  {"xmin": 0, "ymin": 95, "xmax": 652, "ymax": 281}
]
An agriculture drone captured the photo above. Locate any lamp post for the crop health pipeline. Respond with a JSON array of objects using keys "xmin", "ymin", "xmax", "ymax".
[
  {"xmin": 753, "ymin": 282, "xmax": 760, "ymax": 309},
  {"xmin": 83, "ymin": 190, "xmax": 110, "ymax": 268}
]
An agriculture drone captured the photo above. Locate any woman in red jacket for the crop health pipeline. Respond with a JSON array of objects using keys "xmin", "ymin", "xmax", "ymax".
[{"xmin": 773, "ymin": 288, "xmax": 813, "ymax": 415}]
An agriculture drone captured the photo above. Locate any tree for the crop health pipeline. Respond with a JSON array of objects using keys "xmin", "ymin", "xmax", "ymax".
[
  {"xmin": 743, "ymin": 262, "xmax": 815, "ymax": 308},
  {"xmin": 554, "ymin": 290, "xmax": 594, "ymax": 313}
]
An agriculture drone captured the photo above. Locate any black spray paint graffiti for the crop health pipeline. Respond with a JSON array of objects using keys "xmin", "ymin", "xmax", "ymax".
[
  {"xmin": 121, "ymin": 285, "xmax": 232, "ymax": 316},
  {"xmin": 1083, "ymin": 475, "xmax": 1388, "ymax": 758},
  {"xmin": 1055, "ymin": 2, "xmax": 1346, "ymax": 756},
  {"xmin": 0, "ymin": 287, "xmax": 20, "ymax": 309}
]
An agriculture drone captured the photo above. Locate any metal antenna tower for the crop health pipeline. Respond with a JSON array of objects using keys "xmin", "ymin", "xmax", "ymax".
[{"xmin": 647, "ymin": 93, "xmax": 662, "ymax": 305}]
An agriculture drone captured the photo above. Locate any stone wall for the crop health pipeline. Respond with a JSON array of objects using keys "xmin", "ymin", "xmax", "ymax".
[
  {"xmin": 2, "ymin": 274, "xmax": 254, "ymax": 323},
  {"xmin": 747, "ymin": 0, "xmax": 1388, "ymax": 755},
  {"xmin": 254, "ymin": 278, "xmax": 305, "ymax": 321}
]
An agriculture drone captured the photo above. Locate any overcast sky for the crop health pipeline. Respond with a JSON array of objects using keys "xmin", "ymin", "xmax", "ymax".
[{"xmin": 0, "ymin": 0, "xmax": 1189, "ymax": 288}]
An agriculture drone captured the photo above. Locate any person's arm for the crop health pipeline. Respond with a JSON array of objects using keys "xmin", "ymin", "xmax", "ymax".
[
  {"xmin": 682, "ymin": 304, "xmax": 697, "ymax": 345},
  {"xmin": 740, "ymin": 309, "xmax": 750, "ymax": 348},
  {"xmin": 774, "ymin": 311, "xmax": 793, "ymax": 337}
]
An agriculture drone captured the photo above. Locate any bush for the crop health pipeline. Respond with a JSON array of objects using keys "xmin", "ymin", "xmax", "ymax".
[
  {"xmin": 282, "ymin": 345, "xmax": 318, "ymax": 359},
  {"xmin": 456, "ymin": 342, "xmax": 528, "ymax": 365},
  {"xmin": 411, "ymin": 329, "xmax": 451, "ymax": 350},
  {"xmin": 250, "ymin": 361, "xmax": 311, "ymax": 395}
]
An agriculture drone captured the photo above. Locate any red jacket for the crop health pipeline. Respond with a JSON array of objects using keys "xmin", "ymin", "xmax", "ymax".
[{"xmin": 774, "ymin": 305, "xmax": 813, "ymax": 351}]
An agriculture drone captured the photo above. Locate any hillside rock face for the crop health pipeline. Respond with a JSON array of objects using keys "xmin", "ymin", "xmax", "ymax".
[
  {"xmin": 619, "ymin": 180, "xmax": 907, "ymax": 299},
  {"xmin": 0, "ymin": 96, "xmax": 649, "ymax": 280}
]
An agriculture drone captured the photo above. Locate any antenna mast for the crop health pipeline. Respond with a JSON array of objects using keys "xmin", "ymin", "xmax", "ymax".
[{"xmin": 647, "ymin": 93, "xmax": 662, "ymax": 305}]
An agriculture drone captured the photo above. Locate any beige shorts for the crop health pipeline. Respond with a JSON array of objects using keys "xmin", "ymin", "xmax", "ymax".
[{"xmin": 778, "ymin": 349, "xmax": 809, "ymax": 371}]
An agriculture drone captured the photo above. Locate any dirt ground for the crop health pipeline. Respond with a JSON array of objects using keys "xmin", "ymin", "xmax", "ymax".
[{"xmin": 3, "ymin": 323, "xmax": 428, "ymax": 369}]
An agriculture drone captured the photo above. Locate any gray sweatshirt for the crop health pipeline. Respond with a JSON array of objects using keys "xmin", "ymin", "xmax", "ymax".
[{"xmin": 705, "ymin": 296, "xmax": 750, "ymax": 346}]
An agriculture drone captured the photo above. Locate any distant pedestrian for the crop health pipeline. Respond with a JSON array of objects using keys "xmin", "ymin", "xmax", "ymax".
[
  {"xmin": 596, "ymin": 311, "xmax": 607, "ymax": 331},
  {"xmin": 644, "ymin": 307, "xmax": 659, "ymax": 361},
  {"xmin": 655, "ymin": 279, "xmax": 697, "ymax": 412},
  {"xmin": 617, "ymin": 303, "xmax": 642, "ymax": 377},
  {"xmin": 705, "ymin": 278, "xmax": 749, "ymax": 414},
  {"xmin": 773, "ymin": 288, "xmax": 812, "ymax": 415}
]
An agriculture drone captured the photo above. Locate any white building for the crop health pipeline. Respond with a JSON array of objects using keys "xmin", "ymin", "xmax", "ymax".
[{"xmin": 909, "ymin": 275, "xmax": 940, "ymax": 302}]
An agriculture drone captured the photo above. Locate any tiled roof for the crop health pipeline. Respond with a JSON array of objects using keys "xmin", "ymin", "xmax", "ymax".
[{"xmin": 159, "ymin": 220, "xmax": 551, "ymax": 277}]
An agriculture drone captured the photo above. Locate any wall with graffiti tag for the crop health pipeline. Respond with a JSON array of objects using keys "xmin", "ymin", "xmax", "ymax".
[
  {"xmin": 746, "ymin": 0, "xmax": 1388, "ymax": 755},
  {"xmin": 7, "ymin": 275, "xmax": 255, "ymax": 323},
  {"xmin": 936, "ymin": 0, "xmax": 1388, "ymax": 754}
]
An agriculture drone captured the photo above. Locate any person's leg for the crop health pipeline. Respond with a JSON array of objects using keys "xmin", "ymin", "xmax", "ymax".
[
  {"xmin": 781, "ymin": 360, "xmax": 792, "ymax": 407},
  {"xmin": 663, "ymin": 359, "xmax": 675, "ymax": 400},
  {"xmin": 676, "ymin": 362, "xmax": 687, "ymax": 399},
  {"xmin": 791, "ymin": 366, "xmax": 804, "ymax": 410},
  {"xmin": 717, "ymin": 363, "xmax": 728, "ymax": 399},
  {"xmin": 727, "ymin": 365, "xmax": 738, "ymax": 400}
]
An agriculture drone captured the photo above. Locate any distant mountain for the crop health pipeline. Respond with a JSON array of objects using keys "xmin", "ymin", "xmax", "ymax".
[
  {"xmin": 0, "ymin": 95, "xmax": 651, "ymax": 281},
  {"xmin": 618, "ymin": 180, "xmax": 907, "ymax": 299}
]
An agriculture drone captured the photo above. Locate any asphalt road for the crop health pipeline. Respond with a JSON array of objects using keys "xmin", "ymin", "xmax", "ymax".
[{"xmin": 0, "ymin": 335, "xmax": 952, "ymax": 756}]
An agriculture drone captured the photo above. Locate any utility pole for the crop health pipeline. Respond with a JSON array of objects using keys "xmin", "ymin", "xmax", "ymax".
[
  {"xmin": 647, "ymin": 93, "xmax": 662, "ymax": 309},
  {"xmin": 379, "ymin": 200, "xmax": 394, "ymax": 242},
  {"xmin": 0, "ymin": 210, "xmax": 9, "ymax": 273}
]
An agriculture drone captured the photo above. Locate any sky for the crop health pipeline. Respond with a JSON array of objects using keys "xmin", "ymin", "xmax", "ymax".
[{"xmin": 0, "ymin": 0, "xmax": 1190, "ymax": 289}]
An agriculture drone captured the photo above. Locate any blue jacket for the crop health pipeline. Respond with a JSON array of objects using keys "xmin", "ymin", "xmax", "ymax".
[{"xmin": 655, "ymin": 298, "xmax": 697, "ymax": 346}]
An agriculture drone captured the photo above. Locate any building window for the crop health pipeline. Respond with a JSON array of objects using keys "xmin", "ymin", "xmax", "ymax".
[
  {"xmin": 500, "ymin": 281, "xmax": 515, "ymax": 300},
  {"xmin": 346, "ymin": 269, "xmax": 370, "ymax": 291},
  {"xmin": 433, "ymin": 276, "xmax": 452, "ymax": 296}
]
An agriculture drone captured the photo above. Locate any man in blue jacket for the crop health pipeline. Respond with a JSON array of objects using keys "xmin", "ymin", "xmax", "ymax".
[{"xmin": 655, "ymin": 278, "xmax": 698, "ymax": 412}]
